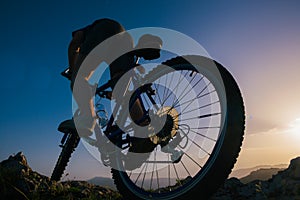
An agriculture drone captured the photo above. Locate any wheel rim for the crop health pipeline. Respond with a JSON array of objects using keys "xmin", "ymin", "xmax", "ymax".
[{"xmin": 115, "ymin": 63, "xmax": 228, "ymax": 199}]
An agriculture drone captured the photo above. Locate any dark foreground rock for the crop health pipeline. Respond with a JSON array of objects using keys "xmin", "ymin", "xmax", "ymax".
[
  {"xmin": 0, "ymin": 152, "xmax": 122, "ymax": 200},
  {"xmin": 211, "ymin": 157, "xmax": 300, "ymax": 200},
  {"xmin": 1, "ymin": 152, "xmax": 300, "ymax": 199}
]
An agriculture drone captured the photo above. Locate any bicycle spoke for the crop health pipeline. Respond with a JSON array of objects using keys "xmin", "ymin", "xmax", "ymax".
[
  {"xmin": 179, "ymin": 125, "xmax": 217, "ymax": 142},
  {"xmin": 128, "ymin": 171, "xmax": 133, "ymax": 178},
  {"xmin": 180, "ymin": 101, "xmax": 220, "ymax": 116},
  {"xmin": 155, "ymin": 159, "xmax": 160, "ymax": 190},
  {"xmin": 150, "ymin": 150, "xmax": 159, "ymax": 190},
  {"xmin": 161, "ymin": 70, "xmax": 193, "ymax": 107},
  {"xmin": 190, "ymin": 126, "xmax": 220, "ymax": 130},
  {"xmin": 199, "ymin": 112, "xmax": 221, "ymax": 119},
  {"xmin": 162, "ymin": 71, "xmax": 176, "ymax": 106},
  {"xmin": 141, "ymin": 162, "xmax": 149, "ymax": 189},
  {"xmin": 179, "ymin": 112, "xmax": 221, "ymax": 122},
  {"xmin": 162, "ymin": 72, "xmax": 169, "ymax": 107},
  {"xmin": 157, "ymin": 72, "xmax": 188, "ymax": 108},
  {"xmin": 154, "ymin": 80, "xmax": 163, "ymax": 105},
  {"xmin": 173, "ymin": 163, "xmax": 181, "ymax": 186},
  {"xmin": 172, "ymin": 73, "xmax": 204, "ymax": 108},
  {"xmin": 181, "ymin": 151, "xmax": 203, "ymax": 169},
  {"xmin": 168, "ymin": 155, "xmax": 171, "ymax": 188},
  {"xmin": 180, "ymin": 160, "xmax": 192, "ymax": 177},
  {"xmin": 177, "ymin": 83, "xmax": 212, "ymax": 115},
  {"xmin": 171, "ymin": 71, "xmax": 189, "ymax": 106},
  {"xmin": 134, "ymin": 162, "xmax": 148, "ymax": 185},
  {"xmin": 183, "ymin": 133, "xmax": 212, "ymax": 156}
]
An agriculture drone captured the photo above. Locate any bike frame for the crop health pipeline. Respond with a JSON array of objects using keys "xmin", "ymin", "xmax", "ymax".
[{"xmin": 95, "ymin": 59, "xmax": 157, "ymax": 149}]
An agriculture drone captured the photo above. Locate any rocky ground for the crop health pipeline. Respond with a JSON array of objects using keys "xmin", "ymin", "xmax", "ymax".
[
  {"xmin": 211, "ymin": 157, "xmax": 300, "ymax": 200},
  {"xmin": 0, "ymin": 152, "xmax": 122, "ymax": 200},
  {"xmin": 1, "ymin": 152, "xmax": 300, "ymax": 199}
]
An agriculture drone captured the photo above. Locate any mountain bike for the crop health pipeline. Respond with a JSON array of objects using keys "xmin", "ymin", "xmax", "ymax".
[{"xmin": 51, "ymin": 54, "xmax": 245, "ymax": 200}]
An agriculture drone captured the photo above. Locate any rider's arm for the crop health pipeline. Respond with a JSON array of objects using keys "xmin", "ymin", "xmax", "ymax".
[{"xmin": 68, "ymin": 30, "xmax": 85, "ymax": 73}]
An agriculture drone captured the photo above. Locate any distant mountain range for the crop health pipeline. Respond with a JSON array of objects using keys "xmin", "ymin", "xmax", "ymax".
[
  {"xmin": 239, "ymin": 167, "xmax": 286, "ymax": 184},
  {"xmin": 229, "ymin": 164, "xmax": 288, "ymax": 179},
  {"xmin": 87, "ymin": 176, "xmax": 178, "ymax": 191},
  {"xmin": 87, "ymin": 176, "xmax": 116, "ymax": 190},
  {"xmin": 86, "ymin": 164, "xmax": 288, "ymax": 191}
]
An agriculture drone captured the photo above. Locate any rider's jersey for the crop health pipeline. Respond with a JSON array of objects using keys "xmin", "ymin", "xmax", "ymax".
[
  {"xmin": 72, "ymin": 18, "xmax": 126, "ymax": 54},
  {"xmin": 72, "ymin": 18, "xmax": 135, "ymax": 79}
]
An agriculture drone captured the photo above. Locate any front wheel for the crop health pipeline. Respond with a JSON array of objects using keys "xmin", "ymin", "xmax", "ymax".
[
  {"xmin": 51, "ymin": 132, "xmax": 80, "ymax": 181},
  {"xmin": 111, "ymin": 55, "xmax": 245, "ymax": 199}
]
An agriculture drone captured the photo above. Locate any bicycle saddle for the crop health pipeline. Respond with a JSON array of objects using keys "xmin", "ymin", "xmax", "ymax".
[{"xmin": 58, "ymin": 119, "xmax": 76, "ymax": 134}]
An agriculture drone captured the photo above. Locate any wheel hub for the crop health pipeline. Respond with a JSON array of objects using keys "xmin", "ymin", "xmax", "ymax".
[{"xmin": 149, "ymin": 106, "xmax": 179, "ymax": 144}]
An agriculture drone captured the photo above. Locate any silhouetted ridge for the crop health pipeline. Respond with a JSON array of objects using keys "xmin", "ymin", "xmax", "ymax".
[
  {"xmin": 1, "ymin": 152, "xmax": 300, "ymax": 199},
  {"xmin": 211, "ymin": 156, "xmax": 300, "ymax": 199}
]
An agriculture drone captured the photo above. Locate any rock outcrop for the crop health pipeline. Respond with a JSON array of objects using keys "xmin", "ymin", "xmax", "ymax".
[
  {"xmin": 0, "ymin": 152, "xmax": 122, "ymax": 200},
  {"xmin": 211, "ymin": 157, "xmax": 300, "ymax": 199}
]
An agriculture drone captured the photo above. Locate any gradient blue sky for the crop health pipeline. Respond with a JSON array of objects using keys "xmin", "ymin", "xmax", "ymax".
[{"xmin": 1, "ymin": 0, "xmax": 300, "ymax": 180}]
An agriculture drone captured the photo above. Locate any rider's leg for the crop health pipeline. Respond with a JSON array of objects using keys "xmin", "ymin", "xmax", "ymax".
[
  {"xmin": 130, "ymin": 99, "xmax": 148, "ymax": 125},
  {"xmin": 71, "ymin": 54, "xmax": 97, "ymax": 137},
  {"xmin": 68, "ymin": 19, "xmax": 127, "ymax": 137}
]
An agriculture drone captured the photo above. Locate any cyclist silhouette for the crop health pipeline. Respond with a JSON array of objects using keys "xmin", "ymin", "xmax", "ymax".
[
  {"xmin": 61, "ymin": 18, "xmax": 162, "ymax": 138},
  {"xmin": 52, "ymin": 20, "xmax": 246, "ymax": 198}
]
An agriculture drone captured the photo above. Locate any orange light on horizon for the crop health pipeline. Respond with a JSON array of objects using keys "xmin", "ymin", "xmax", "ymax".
[{"xmin": 233, "ymin": 117, "xmax": 300, "ymax": 170}]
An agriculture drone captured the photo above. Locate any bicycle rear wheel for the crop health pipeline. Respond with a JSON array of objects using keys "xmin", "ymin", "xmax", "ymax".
[{"xmin": 111, "ymin": 55, "xmax": 245, "ymax": 199}]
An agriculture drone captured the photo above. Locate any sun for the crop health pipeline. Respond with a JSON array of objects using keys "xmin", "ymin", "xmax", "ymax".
[{"xmin": 288, "ymin": 118, "xmax": 300, "ymax": 140}]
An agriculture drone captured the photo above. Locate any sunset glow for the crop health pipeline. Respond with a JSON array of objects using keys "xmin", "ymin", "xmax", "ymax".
[{"xmin": 233, "ymin": 117, "xmax": 300, "ymax": 170}]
